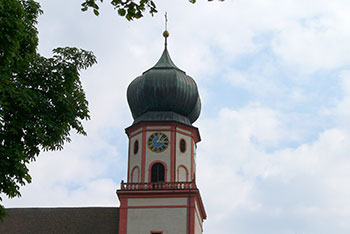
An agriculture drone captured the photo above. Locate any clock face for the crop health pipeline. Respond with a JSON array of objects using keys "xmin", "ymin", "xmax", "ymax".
[{"xmin": 147, "ymin": 132, "xmax": 169, "ymax": 153}]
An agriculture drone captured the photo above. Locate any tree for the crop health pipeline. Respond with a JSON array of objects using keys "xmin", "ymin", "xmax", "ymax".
[
  {"xmin": 81, "ymin": 0, "xmax": 223, "ymax": 20},
  {"xmin": 1, "ymin": 0, "xmax": 221, "ymax": 222},
  {"xmin": 0, "ymin": 0, "xmax": 96, "ymax": 220}
]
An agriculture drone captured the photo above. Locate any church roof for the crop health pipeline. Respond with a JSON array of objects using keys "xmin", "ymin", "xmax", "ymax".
[
  {"xmin": 127, "ymin": 32, "xmax": 201, "ymax": 126},
  {"xmin": 0, "ymin": 207, "xmax": 119, "ymax": 234},
  {"xmin": 151, "ymin": 47, "xmax": 180, "ymax": 70}
]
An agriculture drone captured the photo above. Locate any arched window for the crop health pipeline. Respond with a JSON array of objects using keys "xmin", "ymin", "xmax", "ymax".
[{"xmin": 151, "ymin": 163, "xmax": 165, "ymax": 182}]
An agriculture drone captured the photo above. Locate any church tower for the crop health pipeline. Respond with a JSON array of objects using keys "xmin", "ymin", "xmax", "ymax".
[{"xmin": 117, "ymin": 30, "xmax": 206, "ymax": 234}]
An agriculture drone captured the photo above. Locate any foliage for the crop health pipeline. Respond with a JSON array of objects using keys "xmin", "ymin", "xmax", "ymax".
[
  {"xmin": 82, "ymin": 0, "xmax": 157, "ymax": 19},
  {"xmin": 0, "ymin": 0, "xmax": 96, "ymax": 221},
  {"xmin": 81, "ymin": 0, "xmax": 223, "ymax": 20}
]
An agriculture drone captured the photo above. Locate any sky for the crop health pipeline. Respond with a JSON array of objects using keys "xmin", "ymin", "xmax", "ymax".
[{"xmin": 4, "ymin": 0, "xmax": 350, "ymax": 233}]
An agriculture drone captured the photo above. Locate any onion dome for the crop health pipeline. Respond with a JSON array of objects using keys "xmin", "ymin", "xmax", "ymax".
[{"xmin": 127, "ymin": 31, "xmax": 201, "ymax": 126}]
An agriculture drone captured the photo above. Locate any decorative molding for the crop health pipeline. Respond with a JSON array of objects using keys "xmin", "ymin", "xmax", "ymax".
[
  {"xmin": 131, "ymin": 166, "xmax": 140, "ymax": 183},
  {"xmin": 177, "ymin": 165, "xmax": 189, "ymax": 182},
  {"xmin": 126, "ymin": 121, "xmax": 201, "ymax": 143}
]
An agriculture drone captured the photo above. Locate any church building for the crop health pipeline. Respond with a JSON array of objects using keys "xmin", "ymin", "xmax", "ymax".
[
  {"xmin": 0, "ymin": 30, "xmax": 206, "ymax": 234},
  {"xmin": 117, "ymin": 29, "xmax": 206, "ymax": 234}
]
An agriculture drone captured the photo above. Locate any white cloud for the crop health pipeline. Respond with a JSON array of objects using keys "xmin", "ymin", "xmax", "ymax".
[
  {"xmin": 331, "ymin": 70, "xmax": 350, "ymax": 128},
  {"xmin": 197, "ymin": 68, "xmax": 350, "ymax": 233},
  {"xmin": 3, "ymin": 130, "xmax": 123, "ymax": 208},
  {"xmin": 5, "ymin": 178, "xmax": 118, "ymax": 208},
  {"xmin": 198, "ymin": 121, "xmax": 350, "ymax": 233}
]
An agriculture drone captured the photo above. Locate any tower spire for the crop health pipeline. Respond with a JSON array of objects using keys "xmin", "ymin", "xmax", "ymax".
[
  {"xmin": 163, "ymin": 12, "xmax": 169, "ymax": 48},
  {"xmin": 119, "ymin": 28, "xmax": 206, "ymax": 234}
]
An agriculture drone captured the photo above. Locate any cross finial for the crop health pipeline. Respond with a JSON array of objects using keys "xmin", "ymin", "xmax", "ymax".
[
  {"xmin": 165, "ymin": 12, "xmax": 168, "ymax": 31},
  {"xmin": 163, "ymin": 12, "xmax": 169, "ymax": 47}
]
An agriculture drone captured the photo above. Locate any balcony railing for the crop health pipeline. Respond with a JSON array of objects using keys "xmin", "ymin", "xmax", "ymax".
[{"xmin": 119, "ymin": 181, "xmax": 197, "ymax": 191}]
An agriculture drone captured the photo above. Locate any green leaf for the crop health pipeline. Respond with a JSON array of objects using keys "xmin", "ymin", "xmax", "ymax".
[
  {"xmin": 92, "ymin": 3, "xmax": 99, "ymax": 9},
  {"xmin": 118, "ymin": 8, "xmax": 126, "ymax": 16},
  {"xmin": 93, "ymin": 9, "xmax": 99, "ymax": 15}
]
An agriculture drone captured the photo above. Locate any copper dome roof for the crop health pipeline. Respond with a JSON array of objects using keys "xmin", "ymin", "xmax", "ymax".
[{"xmin": 127, "ymin": 44, "xmax": 201, "ymax": 126}]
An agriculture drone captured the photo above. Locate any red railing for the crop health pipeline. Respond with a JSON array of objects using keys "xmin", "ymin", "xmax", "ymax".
[{"xmin": 120, "ymin": 181, "xmax": 197, "ymax": 191}]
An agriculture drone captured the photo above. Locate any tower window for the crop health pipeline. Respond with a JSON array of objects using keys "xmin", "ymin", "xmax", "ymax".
[
  {"xmin": 151, "ymin": 163, "xmax": 165, "ymax": 182},
  {"xmin": 180, "ymin": 139, "xmax": 186, "ymax": 153},
  {"xmin": 133, "ymin": 140, "xmax": 139, "ymax": 154}
]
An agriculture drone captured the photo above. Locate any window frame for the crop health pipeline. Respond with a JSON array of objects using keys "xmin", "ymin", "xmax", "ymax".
[
  {"xmin": 179, "ymin": 138, "xmax": 186, "ymax": 153},
  {"xmin": 148, "ymin": 161, "xmax": 167, "ymax": 183},
  {"xmin": 133, "ymin": 140, "xmax": 139, "ymax": 154}
]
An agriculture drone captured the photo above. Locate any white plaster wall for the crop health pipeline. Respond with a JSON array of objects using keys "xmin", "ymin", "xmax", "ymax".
[
  {"xmin": 177, "ymin": 127, "xmax": 191, "ymax": 135},
  {"xmin": 147, "ymin": 126, "xmax": 170, "ymax": 130},
  {"xmin": 129, "ymin": 128, "xmax": 142, "ymax": 136},
  {"xmin": 195, "ymin": 212, "xmax": 203, "ymax": 234},
  {"xmin": 193, "ymin": 141, "xmax": 197, "ymax": 181},
  {"xmin": 195, "ymin": 201, "xmax": 203, "ymax": 234},
  {"xmin": 127, "ymin": 208, "xmax": 187, "ymax": 234},
  {"xmin": 128, "ymin": 197, "xmax": 187, "ymax": 206},
  {"xmin": 128, "ymin": 129, "xmax": 142, "ymax": 183},
  {"xmin": 175, "ymin": 130, "xmax": 192, "ymax": 182},
  {"xmin": 145, "ymin": 130, "xmax": 171, "ymax": 182}
]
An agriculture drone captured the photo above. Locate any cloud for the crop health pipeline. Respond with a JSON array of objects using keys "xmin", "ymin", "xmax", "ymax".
[
  {"xmin": 331, "ymin": 70, "xmax": 350, "ymax": 129},
  {"xmin": 3, "ymin": 130, "xmax": 123, "ymax": 208},
  {"xmin": 198, "ymin": 121, "xmax": 350, "ymax": 233},
  {"xmin": 197, "ymin": 68, "xmax": 350, "ymax": 233}
]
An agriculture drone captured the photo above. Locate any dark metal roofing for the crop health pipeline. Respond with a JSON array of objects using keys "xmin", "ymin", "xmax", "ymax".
[
  {"xmin": 149, "ymin": 47, "xmax": 181, "ymax": 70},
  {"xmin": 127, "ymin": 46, "xmax": 201, "ymax": 126},
  {"xmin": 0, "ymin": 207, "xmax": 119, "ymax": 234}
]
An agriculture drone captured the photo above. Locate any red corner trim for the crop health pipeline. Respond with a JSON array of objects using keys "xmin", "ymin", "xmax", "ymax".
[
  {"xmin": 127, "ymin": 138, "xmax": 131, "ymax": 182},
  {"xmin": 191, "ymin": 138, "xmax": 194, "ymax": 181},
  {"xmin": 119, "ymin": 197, "xmax": 128, "ymax": 234},
  {"xmin": 190, "ymin": 196, "xmax": 196, "ymax": 234},
  {"xmin": 141, "ymin": 126, "xmax": 146, "ymax": 182},
  {"xmin": 170, "ymin": 125, "xmax": 175, "ymax": 182}
]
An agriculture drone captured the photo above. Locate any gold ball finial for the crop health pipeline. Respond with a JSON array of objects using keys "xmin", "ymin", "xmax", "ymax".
[{"xmin": 163, "ymin": 30, "xmax": 169, "ymax": 38}]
